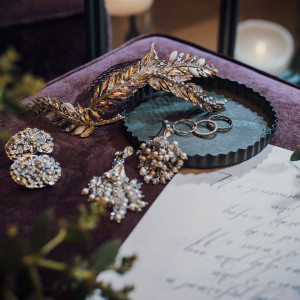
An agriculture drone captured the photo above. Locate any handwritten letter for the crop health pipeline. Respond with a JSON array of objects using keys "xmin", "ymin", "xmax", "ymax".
[{"xmin": 98, "ymin": 146, "xmax": 300, "ymax": 300}]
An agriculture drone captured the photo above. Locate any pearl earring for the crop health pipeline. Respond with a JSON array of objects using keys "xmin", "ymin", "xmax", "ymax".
[
  {"xmin": 137, "ymin": 121, "xmax": 188, "ymax": 184},
  {"xmin": 81, "ymin": 146, "xmax": 147, "ymax": 223}
]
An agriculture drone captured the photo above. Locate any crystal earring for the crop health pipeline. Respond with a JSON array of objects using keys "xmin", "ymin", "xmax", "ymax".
[
  {"xmin": 81, "ymin": 146, "xmax": 146, "ymax": 223},
  {"xmin": 137, "ymin": 121, "xmax": 188, "ymax": 184}
]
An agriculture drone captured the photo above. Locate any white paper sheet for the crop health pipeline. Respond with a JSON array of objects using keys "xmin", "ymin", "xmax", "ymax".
[{"xmin": 97, "ymin": 145, "xmax": 300, "ymax": 300}]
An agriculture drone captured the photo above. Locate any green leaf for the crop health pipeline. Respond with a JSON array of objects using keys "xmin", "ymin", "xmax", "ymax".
[
  {"xmin": 98, "ymin": 282, "xmax": 134, "ymax": 300},
  {"xmin": 30, "ymin": 210, "xmax": 52, "ymax": 253},
  {"xmin": 0, "ymin": 237, "xmax": 23, "ymax": 274},
  {"xmin": 66, "ymin": 228, "xmax": 89, "ymax": 244},
  {"xmin": 89, "ymin": 240, "xmax": 121, "ymax": 276},
  {"xmin": 291, "ymin": 149, "xmax": 300, "ymax": 161},
  {"xmin": 115, "ymin": 255, "xmax": 137, "ymax": 275}
]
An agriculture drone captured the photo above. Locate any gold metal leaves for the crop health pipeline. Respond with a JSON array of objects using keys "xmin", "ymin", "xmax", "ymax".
[{"xmin": 27, "ymin": 43, "xmax": 225, "ymax": 138}]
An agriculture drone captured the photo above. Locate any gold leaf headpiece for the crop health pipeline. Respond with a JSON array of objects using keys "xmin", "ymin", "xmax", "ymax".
[{"xmin": 27, "ymin": 43, "xmax": 226, "ymax": 138}]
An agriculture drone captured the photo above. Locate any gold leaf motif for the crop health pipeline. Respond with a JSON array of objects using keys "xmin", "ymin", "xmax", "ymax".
[
  {"xmin": 183, "ymin": 53, "xmax": 191, "ymax": 62},
  {"xmin": 190, "ymin": 55, "xmax": 198, "ymax": 63},
  {"xmin": 148, "ymin": 78, "xmax": 160, "ymax": 90},
  {"xmin": 125, "ymin": 66, "xmax": 134, "ymax": 81},
  {"xmin": 76, "ymin": 103, "xmax": 84, "ymax": 114},
  {"xmin": 141, "ymin": 52, "xmax": 150, "ymax": 66},
  {"xmin": 80, "ymin": 126, "xmax": 95, "ymax": 138},
  {"xmin": 73, "ymin": 126, "xmax": 86, "ymax": 135},
  {"xmin": 157, "ymin": 78, "xmax": 168, "ymax": 91},
  {"xmin": 100, "ymin": 77, "xmax": 109, "ymax": 95},
  {"xmin": 89, "ymin": 109, "xmax": 103, "ymax": 120},
  {"xmin": 64, "ymin": 124, "xmax": 77, "ymax": 132},
  {"xmin": 83, "ymin": 109, "xmax": 90, "ymax": 121}
]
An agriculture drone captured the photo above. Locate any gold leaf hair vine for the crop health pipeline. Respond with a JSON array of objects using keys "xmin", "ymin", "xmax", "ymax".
[{"xmin": 27, "ymin": 43, "xmax": 226, "ymax": 138}]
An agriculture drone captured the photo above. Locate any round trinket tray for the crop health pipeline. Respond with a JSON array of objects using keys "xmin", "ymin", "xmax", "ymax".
[{"xmin": 123, "ymin": 77, "xmax": 278, "ymax": 168}]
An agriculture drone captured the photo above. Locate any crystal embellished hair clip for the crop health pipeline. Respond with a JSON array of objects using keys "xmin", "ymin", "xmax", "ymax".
[
  {"xmin": 82, "ymin": 146, "xmax": 147, "ymax": 223},
  {"xmin": 27, "ymin": 43, "xmax": 226, "ymax": 138}
]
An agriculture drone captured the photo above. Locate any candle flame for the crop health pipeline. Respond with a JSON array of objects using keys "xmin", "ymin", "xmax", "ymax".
[{"xmin": 255, "ymin": 40, "xmax": 267, "ymax": 57}]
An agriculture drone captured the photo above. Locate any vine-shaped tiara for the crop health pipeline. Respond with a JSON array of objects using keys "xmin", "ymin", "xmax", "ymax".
[{"xmin": 27, "ymin": 43, "xmax": 226, "ymax": 138}]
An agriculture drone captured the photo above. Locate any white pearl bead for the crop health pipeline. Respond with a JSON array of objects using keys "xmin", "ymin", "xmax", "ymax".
[
  {"xmin": 144, "ymin": 175, "xmax": 151, "ymax": 183},
  {"xmin": 140, "ymin": 143, "xmax": 146, "ymax": 149},
  {"xmin": 103, "ymin": 191, "xmax": 110, "ymax": 197},
  {"xmin": 168, "ymin": 151, "xmax": 174, "ymax": 158},
  {"xmin": 129, "ymin": 203, "xmax": 136, "ymax": 210},
  {"xmin": 181, "ymin": 152, "xmax": 187, "ymax": 160},
  {"xmin": 81, "ymin": 188, "xmax": 89, "ymax": 195},
  {"xmin": 164, "ymin": 155, "xmax": 169, "ymax": 161},
  {"xmin": 140, "ymin": 167, "xmax": 147, "ymax": 176},
  {"xmin": 172, "ymin": 141, "xmax": 178, "ymax": 147}
]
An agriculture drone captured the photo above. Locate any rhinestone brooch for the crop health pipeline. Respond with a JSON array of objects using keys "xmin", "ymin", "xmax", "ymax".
[
  {"xmin": 10, "ymin": 154, "xmax": 61, "ymax": 189},
  {"xmin": 5, "ymin": 127, "xmax": 54, "ymax": 160},
  {"xmin": 5, "ymin": 128, "xmax": 61, "ymax": 189}
]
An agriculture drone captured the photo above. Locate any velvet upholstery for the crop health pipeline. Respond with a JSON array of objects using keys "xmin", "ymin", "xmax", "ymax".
[
  {"xmin": 0, "ymin": 0, "xmax": 111, "ymax": 81},
  {"xmin": 0, "ymin": 0, "xmax": 83, "ymax": 27},
  {"xmin": 0, "ymin": 34, "xmax": 299, "ymax": 251}
]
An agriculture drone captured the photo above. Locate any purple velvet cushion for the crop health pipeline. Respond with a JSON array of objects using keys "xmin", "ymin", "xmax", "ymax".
[{"xmin": 0, "ymin": 34, "xmax": 299, "ymax": 246}]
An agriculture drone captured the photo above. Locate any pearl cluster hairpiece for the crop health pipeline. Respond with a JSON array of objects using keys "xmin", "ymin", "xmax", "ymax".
[{"xmin": 137, "ymin": 121, "xmax": 187, "ymax": 184}]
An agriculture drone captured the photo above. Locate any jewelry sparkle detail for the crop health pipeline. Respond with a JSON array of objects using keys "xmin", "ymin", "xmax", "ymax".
[
  {"xmin": 5, "ymin": 127, "xmax": 54, "ymax": 160},
  {"xmin": 10, "ymin": 154, "xmax": 61, "ymax": 189},
  {"xmin": 81, "ymin": 146, "xmax": 147, "ymax": 223}
]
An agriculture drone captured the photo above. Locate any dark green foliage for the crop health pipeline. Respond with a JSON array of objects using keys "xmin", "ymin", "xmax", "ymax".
[
  {"xmin": 290, "ymin": 145, "xmax": 300, "ymax": 161},
  {"xmin": 0, "ymin": 47, "xmax": 44, "ymax": 142},
  {"xmin": 0, "ymin": 201, "xmax": 136, "ymax": 300}
]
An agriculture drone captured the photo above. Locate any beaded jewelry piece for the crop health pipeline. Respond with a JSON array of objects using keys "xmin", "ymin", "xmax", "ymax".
[
  {"xmin": 81, "ymin": 146, "xmax": 146, "ymax": 223},
  {"xmin": 5, "ymin": 128, "xmax": 61, "ymax": 188},
  {"xmin": 5, "ymin": 128, "xmax": 54, "ymax": 160},
  {"xmin": 10, "ymin": 154, "xmax": 61, "ymax": 189},
  {"xmin": 137, "ymin": 121, "xmax": 188, "ymax": 184}
]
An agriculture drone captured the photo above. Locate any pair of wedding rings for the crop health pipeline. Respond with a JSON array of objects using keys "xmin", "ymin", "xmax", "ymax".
[{"xmin": 172, "ymin": 114, "xmax": 233, "ymax": 137}]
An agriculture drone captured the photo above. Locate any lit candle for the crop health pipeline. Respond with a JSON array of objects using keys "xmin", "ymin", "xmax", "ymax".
[
  {"xmin": 255, "ymin": 40, "xmax": 267, "ymax": 57},
  {"xmin": 235, "ymin": 19, "xmax": 294, "ymax": 75},
  {"xmin": 105, "ymin": 0, "xmax": 154, "ymax": 16}
]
